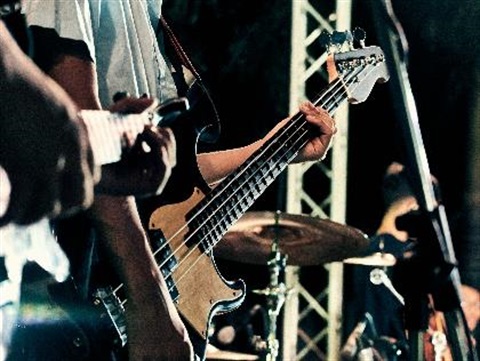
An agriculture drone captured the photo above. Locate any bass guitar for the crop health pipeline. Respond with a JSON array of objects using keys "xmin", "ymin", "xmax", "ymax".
[{"xmin": 81, "ymin": 33, "xmax": 390, "ymax": 360}]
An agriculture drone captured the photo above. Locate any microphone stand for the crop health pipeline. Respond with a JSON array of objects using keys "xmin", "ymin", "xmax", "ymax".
[{"xmin": 368, "ymin": 1, "xmax": 478, "ymax": 360}]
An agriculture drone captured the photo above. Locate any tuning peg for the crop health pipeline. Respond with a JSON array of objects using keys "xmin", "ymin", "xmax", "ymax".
[
  {"xmin": 345, "ymin": 30, "xmax": 354, "ymax": 43},
  {"xmin": 353, "ymin": 27, "xmax": 367, "ymax": 47},
  {"xmin": 331, "ymin": 30, "xmax": 347, "ymax": 45}
]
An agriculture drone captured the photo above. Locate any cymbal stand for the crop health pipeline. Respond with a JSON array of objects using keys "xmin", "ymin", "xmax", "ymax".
[
  {"xmin": 369, "ymin": 268, "xmax": 405, "ymax": 306},
  {"xmin": 253, "ymin": 212, "xmax": 290, "ymax": 361}
]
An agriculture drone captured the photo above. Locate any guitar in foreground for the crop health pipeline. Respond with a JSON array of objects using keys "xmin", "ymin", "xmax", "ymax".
[
  {"xmin": 64, "ymin": 29, "xmax": 389, "ymax": 360},
  {"xmin": 0, "ymin": 98, "xmax": 188, "ymax": 324},
  {"xmin": 0, "ymin": 97, "xmax": 189, "ymax": 218}
]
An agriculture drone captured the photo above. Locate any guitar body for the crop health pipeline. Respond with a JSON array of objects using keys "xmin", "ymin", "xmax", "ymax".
[
  {"xmin": 5, "ymin": 271, "xmax": 128, "ymax": 361},
  {"xmin": 147, "ymin": 190, "xmax": 246, "ymax": 359},
  {"xmin": 136, "ymin": 115, "xmax": 246, "ymax": 359}
]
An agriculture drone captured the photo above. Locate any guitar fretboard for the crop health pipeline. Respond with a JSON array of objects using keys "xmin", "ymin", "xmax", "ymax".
[{"xmin": 79, "ymin": 110, "xmax": 161, "ymax": 166}]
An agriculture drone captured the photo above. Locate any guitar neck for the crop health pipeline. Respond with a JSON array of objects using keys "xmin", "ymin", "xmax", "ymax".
[
  {"xmin": 192, "ymin": 46, "xmax": 390, "ymax": 240},
  {"xmin": 189, "ymin": 76, "xmax": 348, "ymax": 254},
  {"xmin": 79, "ymin": 110, "xmax": 161, "ymax": 166}
]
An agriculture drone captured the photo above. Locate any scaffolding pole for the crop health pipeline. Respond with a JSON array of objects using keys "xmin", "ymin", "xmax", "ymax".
[{"xmin": 283, "ymin": 1, "xmax": 352, "ymax": 360}]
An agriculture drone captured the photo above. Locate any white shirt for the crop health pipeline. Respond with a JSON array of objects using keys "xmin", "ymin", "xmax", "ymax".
[{"xmin": 24, "ymin": 0, "xmax": 178, "ymax": 107}]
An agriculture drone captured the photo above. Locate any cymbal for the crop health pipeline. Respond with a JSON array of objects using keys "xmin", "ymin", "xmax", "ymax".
[
  {"xmin": 206, "ymin": 344, "xmax": 259, "ymax": 360},
  {"xmin": 343, "ymin": 252, "xmax": 396, "ymax": 267},
  {"xmin": 214, "ymin": 211, "xmax": 370, "ymax": 266}
]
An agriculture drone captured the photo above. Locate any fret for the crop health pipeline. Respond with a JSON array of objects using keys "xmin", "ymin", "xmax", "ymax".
[
  {"xmin": 188, "ymin": 105, "xmax": 326, "ymax": 255},
  {"xmin": 100, "ymin": 113, "xmax": 118, "ymax": 162}
]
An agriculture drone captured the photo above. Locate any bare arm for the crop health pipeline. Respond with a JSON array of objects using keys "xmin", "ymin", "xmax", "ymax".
[
  {"xmin": 198, "ymin": 102, "xmax": 336, "ymax": 185},
  {"xmin": 47, "ymin": 51, "xmax": 193, "ymax": 360},
  {"xmin": 0, "ymin": 21, "xmax": 97, "ymax": 225},
  {"xmin": 91, "ymin": 195, "xmax": 193, "ymax": 360}
]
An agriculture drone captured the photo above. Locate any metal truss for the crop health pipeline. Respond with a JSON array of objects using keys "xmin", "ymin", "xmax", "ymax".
[{"xmin": 282, "ymin": 1, "xmax": 352, "ymax": 360}]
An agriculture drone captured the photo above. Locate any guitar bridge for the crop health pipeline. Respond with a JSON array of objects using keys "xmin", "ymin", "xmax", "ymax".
[{"xmin": 93, "ymin": 287, "xmax": 128, "ymax": 348}]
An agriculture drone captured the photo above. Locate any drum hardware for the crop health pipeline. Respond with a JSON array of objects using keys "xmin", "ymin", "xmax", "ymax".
[
  {"xmin": 369, "ymin": 268, "xmax": 405, "ymax": 306},
  {"xmin": 341, "ymin": 313, "xmax": 407, "ymax": 361},
  {"xmin": 341, "ymin": 268, "xmax": 409, "ymax": 360},
  {"xmin": 344, "ymin": 252, "xmax": 396, "ymax": 267},
  {"xmin": 341, "ymin": 312, "xmax": 378, "ymax": 360},
  {"xmin": 205, "ymin": 343, "xmax": 259, "ymax": 360},
  {"xmin": 251, "ymin": 211, "xmax": 292, "ymax": 361},
  {"xmin": 373, "ymin": 336, "xmax": 408, "ymax": 361},
  {"xmin": 216, "ymin": 211, "xmax": 371, "ymax": 265}
]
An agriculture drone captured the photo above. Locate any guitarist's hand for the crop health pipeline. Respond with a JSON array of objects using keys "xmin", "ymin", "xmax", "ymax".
[
  {"xmin": 0, "ymin": 22, "xmax": 97, "ymax": 226},
  {"xmin": 263, "ymin": 101, "xmax": 336, "ymax": 164},
  {"xmin": 95, "ymin": 96, "xmax": 177, "ymax": 197},
  {"xmin": 197, "ymin": 101, "xmax": 336, "ymax": 186},
  {"xmin": 96, "ymin": 126, "xmax": 176, "ymax": 197},
  {"xmin": 292, "ymin": 101, "xmax": 337, "ymax": 163}
]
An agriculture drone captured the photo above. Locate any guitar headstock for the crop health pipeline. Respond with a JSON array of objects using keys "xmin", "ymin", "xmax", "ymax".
[{"xmin": 320, "ymin": 28, "xmax": 390, "ymax": 104}]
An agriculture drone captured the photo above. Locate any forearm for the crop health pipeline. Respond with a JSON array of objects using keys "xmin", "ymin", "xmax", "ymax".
[
  {"xmin": 198, "ymin": 102, "xmax": 334, "ymax": 186},
  {"xmin": 0, "ymin": 23, "xmax": 99, "ymax": 223},
  {"xmin": 90, "ymin": 196, "xmax": 163, "ymax": 295},
  {"xmin": 0, "ymin": 20, "xmax": 17, "ymax": 81},
  {"xmin": 91, "ymin": 195, "xmax": 193, "ymax": 360},
  {"xmin": 197, "ymin": 139, "xmax": 262, "ymax": 185},
  {"xmin": 197, "ymin": 118, "xmax": 291, "ymax": 185},
  {"xmin": 0, "ymin": 19, "xmax": 28, "ymax": 82}
]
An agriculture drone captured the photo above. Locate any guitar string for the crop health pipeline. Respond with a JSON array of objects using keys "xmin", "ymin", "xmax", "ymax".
[
  {"xmin": 82, "ymin": 111, "xmax": 151, "ymax": 164},
  {"xmin": 112, "ymin": 62, "xmax": 369, "ymax": 303},
  {"xmin": 111, "ymin": 60, "xmax": 380, "ymax": 305},
  {"xmin": 166, "ymin": 64, "xmax": 369, "ymax": 291},
  {"xmin": 109, "ymin": 81, "xmax": 341, "ymax": 301},
  {"xmin": 111, "ymin": 63, "xmax": 373, "ymax": 307}
]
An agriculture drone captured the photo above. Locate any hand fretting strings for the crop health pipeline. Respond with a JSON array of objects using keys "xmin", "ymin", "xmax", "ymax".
[
  {"xmin": 81, "ymin": 110, "xmax": 157, "ymax": 166},
  {"xmin": 112, "ymin": 60, "xmax": 377, "ymax": 304},
  {"xmin": 167, "ymin": 64, "xmax": 372, "ymax": 290}
]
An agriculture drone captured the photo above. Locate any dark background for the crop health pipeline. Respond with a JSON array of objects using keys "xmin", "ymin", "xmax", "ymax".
[{"xmin": 163, "ymin": 0, "xmax": 480, "ymax": 356}]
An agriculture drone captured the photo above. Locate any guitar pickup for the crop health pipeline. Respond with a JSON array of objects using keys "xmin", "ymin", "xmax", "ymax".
[
  {"xmin": 149, "ymin": 229, "xmax": 178, "ymax": 272},
  {"xmin": 148, "ymin": 229, "xmax": 180, "ymax": 302}
]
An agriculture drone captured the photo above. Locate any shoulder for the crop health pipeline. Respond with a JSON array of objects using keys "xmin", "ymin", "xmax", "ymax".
[{"xmin": 24, "ymin": 0, "xmax": 96, "ymax": 60}]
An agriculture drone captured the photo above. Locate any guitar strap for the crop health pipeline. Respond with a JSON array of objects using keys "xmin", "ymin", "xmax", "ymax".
[{"xmin": 158, "ymin": 16, "xmax": 221, "ymax": 143}]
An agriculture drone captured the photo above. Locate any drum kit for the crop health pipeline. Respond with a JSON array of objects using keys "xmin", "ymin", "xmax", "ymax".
[{"xmin": 206, "ymin": 211, "xmax": 402, "ymax": 361}]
